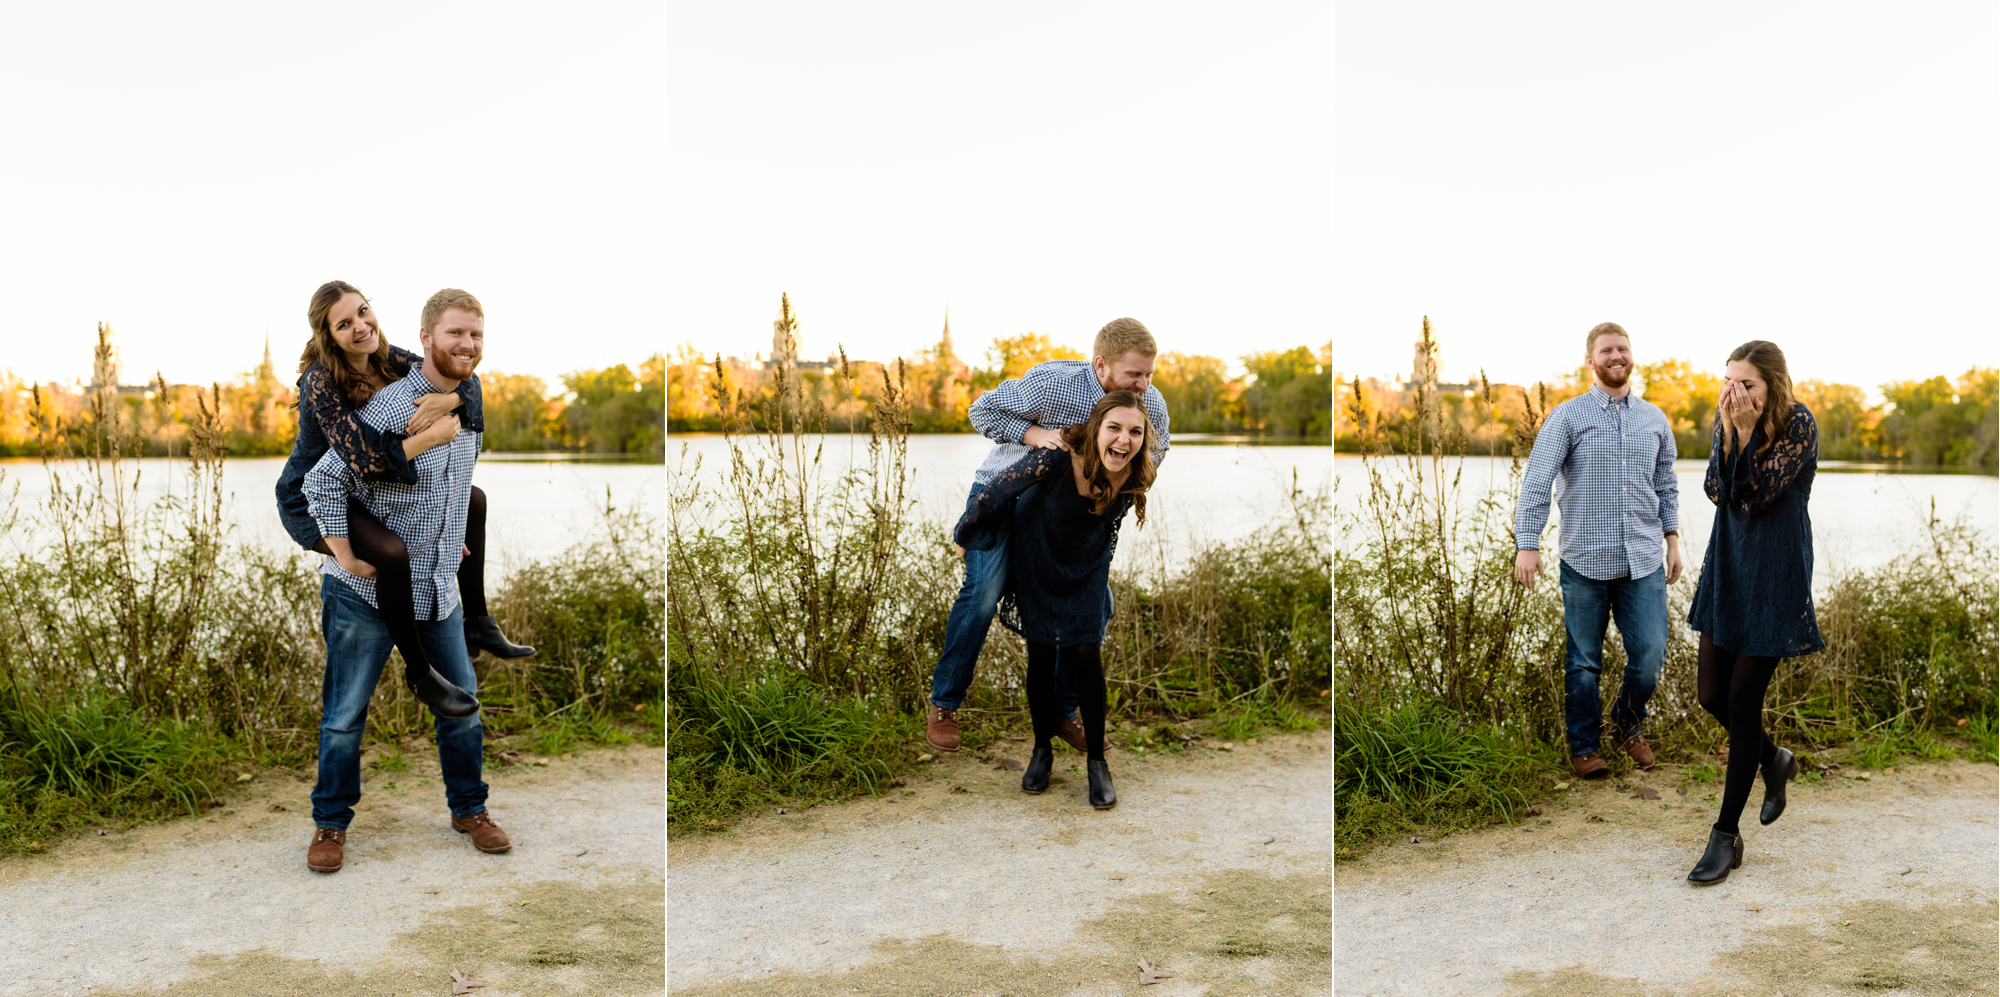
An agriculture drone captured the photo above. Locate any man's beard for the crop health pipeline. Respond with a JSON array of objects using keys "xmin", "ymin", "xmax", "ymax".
[
  {"xmin": 429, "ymin": 344, "xmax": 480, "ymax": 380},
  {"xmin": 1593, "ymin": 360, "xmax": 1630, "ymax": 388}
]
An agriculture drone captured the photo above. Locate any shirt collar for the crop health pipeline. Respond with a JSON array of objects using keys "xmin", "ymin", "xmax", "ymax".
[{"xmin": 1588, "ymin": 383, "xmax": 1630, "ymax": 408}]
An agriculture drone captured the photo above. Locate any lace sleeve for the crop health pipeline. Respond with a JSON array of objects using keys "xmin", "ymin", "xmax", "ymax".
[
  {"xmin": 1730, "ymin": 404, "xmax": 1816, "ymax": 516},
  {"xmin": 299, "ymin": 364, "xmax": 420, "ymax": 485},
  {"xmin": 1704, "ymin": 417, "xmax": 1729, "ymax": 507},
  {"xmin": 953, "ymin": 448, "xmax": 1063, "ymax": 551}
]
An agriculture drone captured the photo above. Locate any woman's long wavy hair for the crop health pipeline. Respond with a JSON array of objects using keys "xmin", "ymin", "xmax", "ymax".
[
  {"xmin": 1722, "ymin": 339, "xmax": 1796, "ymax": 461},
  {"xmin": 299, "ymin": 280, "xmax": 401, "ymax": 408},
  {"xmin": 1058, "ymin": 390, "xmax": 1154, "ymax": 527}
]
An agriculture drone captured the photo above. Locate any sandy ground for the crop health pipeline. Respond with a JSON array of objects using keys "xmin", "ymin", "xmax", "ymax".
[
  {"xmin": 0, "ymin": 743, "xmax": 665, "ymax": 996},
  {"xmin": 1335, "ymin": 759, "xmax": 2000, "ymax": 996},
  {"xmin": 666, "ymin": 729, "xmax": 1333, "ymax": 997}
]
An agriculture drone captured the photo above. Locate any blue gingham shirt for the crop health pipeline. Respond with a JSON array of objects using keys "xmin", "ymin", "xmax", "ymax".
[
  {"xmin": 303, "ymin": 368, "xmax": 481, "ymax": 620},
  {"xmin": 1514, "ymin": 383, "xmax": 1680, "ymax": 581},
  {"xmin": 967, "ymin": 360, "xmax": 1171, "ymax": 484}
]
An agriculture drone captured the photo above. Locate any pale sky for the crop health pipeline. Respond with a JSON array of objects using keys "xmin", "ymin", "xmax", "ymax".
[
  {"xmin": 0, "ymin": 2, "xmax": 663, "ymax": 391},
  {"xmin": 1334, "ymin": 2, "xmax": 1999, "ymax": 399},
  {"xmin": 666, "ymin": 1, "xmax": 1333, "ymax": 376}
]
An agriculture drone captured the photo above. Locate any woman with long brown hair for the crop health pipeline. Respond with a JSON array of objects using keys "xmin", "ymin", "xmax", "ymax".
[
  {"xmin": 1685, "ymin": 339, "xmax": 1823, "ymax": 884},
  {"xmin": 275, "ymin": 281, "xmax": 535, "ymax": 719},
  {"xmin": 954, "ymin": 390, "xmax": 1156, "ymax": 810}
]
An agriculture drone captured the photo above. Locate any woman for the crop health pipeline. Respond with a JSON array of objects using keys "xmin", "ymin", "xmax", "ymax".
[
  {"xmin": 954, "ymin": 391, "xmax": 1154, "ymax": 810},
  {"xmin": 275, "ymin": 281, "xmax": 535, "ymax": 718},
  {"xmin": 1685, "ymin": 339, "xmax": 1823, "ymax": 885}
]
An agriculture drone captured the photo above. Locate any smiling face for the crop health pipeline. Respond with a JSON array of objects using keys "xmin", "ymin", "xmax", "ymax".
[
  {"xmin": 422, "ymin": 307, "xmax": 485, "ymax": 381},
  {"xmin": 1094, "ymin": 350, "xmax": 1155, "ymax": 394},
  {"xmin": 1588, "ymin": 333, "xmax": 1633, "ymax": 389},
  {"xmin": 325, "ymin": 292, "xmax": 380, "ymax": 362},
  {"xmin": 1723, "ymin": 359, "xmax": 1768, "ymax": 410},
  {"xmin": 1096, "ymin": 404, "xmax": 1146, "ymax": 474}
]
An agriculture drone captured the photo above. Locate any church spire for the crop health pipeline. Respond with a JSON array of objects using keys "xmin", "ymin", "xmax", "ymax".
[{"xmin": 940, "ymin": 307, "xmax": 954, "ymax": 360}]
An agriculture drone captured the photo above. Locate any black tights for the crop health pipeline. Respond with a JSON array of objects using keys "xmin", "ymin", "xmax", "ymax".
[
  {"xmin": 1696, "ymin": 632, "xmax": 1780, "ymax": 835},
  {"xmin": 312, "ymin": 486, "xmax": 491, "ymax": 676},
  {"xmin": 1027, "ymin": 641, "xmax": 1106, "ymax": 760}
]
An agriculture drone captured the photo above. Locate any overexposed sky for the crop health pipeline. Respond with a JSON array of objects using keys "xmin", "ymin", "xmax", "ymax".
[
  {"xmin": 1334, "ymin": 2, "xmax": 1999, "ymax": 398},
  {"xmin": 0, "ymin": 2, "xmax": 663, "ymax": 390},
  {"xmin": 666, "ymin": 1, "xmax": 1333, "ymax": 375}
]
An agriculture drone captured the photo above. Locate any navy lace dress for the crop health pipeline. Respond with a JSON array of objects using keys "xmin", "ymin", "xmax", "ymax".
[
  {"xmin": 954, "ymin": 448, "xmax": 1132, "ymax": 647},
  {"xmin": 1687, "ymin": 402, "xmax": 1825, "ymax": 658},
  {"xmin": 274, "ymin": 346, "xmax": 484, "ymax": 549}
]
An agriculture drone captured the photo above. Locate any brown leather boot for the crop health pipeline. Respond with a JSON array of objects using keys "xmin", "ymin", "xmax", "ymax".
[
  {"xmin": 1621, "ymin": 732, "xmax": 1656, "ymax": 770},
  {"xmin": 451, "ymin": 811, "xmax": 512, "ymax": 853},
  {"xmin": 926, "ymin": 705, "xmax": 961, "ymax": 752},
  {"xmin": 1053, "ymin": 716, "xmax": 1089, "ymax": 753},
  {"xmin": 1571, "ymin": 752, "xmax": 1610, "ymax": 779},
  {"xmin": 306, "ymin": 827, "xmax": 346, "ymax": 873}
]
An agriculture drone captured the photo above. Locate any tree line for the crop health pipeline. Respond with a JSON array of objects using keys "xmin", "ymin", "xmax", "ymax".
[
  {"xmin": 1338, "ymin": 328, "xmax": 1998, "ymax": 468},
  {"xmin": 0, "ymin": 329, "xmax": 665, "ymax": 459},
  {"xmin": 667, "ymin": 323, "xmax": 1333, "ymax": 437}
]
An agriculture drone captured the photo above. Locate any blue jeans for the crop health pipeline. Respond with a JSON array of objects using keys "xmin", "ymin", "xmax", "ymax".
[
  {"xmin": 312, "ymin": 576, "xmax": 488, "ymax": 829},
  {"xmin": 1559, "ymin": 560, "xmax": 1667, "ymax": 757},
  {"xmin": 930, "ymin": 485, "xmax": 1078, "ymax": 720}
]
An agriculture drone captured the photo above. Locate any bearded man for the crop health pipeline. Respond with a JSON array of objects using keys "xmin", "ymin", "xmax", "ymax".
[
  {"xmin": 1514, "ymin": 322, "xmax": 1684, "ymax": 779},
  {"xmin": 300, "ymin": 288, "xmax": 509, "ymax": 872}
]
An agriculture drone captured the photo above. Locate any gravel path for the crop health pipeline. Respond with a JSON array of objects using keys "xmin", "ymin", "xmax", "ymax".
[
  {"xmin": 0, "ymin": 744, "xmax": 665, "ymax": 996},
  {"xmin": 667, "ymin": 730, "xmax": 1333, "ymax": 997},
  {"xmin": 1335, "ymin": 760, "xmax": 1998, "ymax": 996}
]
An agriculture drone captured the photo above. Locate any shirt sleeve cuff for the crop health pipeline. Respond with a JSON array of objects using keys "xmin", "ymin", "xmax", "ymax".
[{"xmin": 993, "ymin": 415, "xmax": 1032, "ymax": 446}]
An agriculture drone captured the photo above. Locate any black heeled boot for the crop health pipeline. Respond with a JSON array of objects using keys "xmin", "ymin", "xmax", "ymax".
[
  {"xmin": 1687, "ymin": 827, "xmax": 1743, "ymax": 885},
  {"xmin": 1087, "ymin": 758, "xmax": 1115, "ymax": 809},
  {"xmin": 465, "ymin": 616, "xmax": 535, "ymax": 659},
  {"xmin": 1022, "ymin": 742, "xmax": 1052, "ymax": 794},
  {"xmin": 406, "ymin": 663, "xmax": 481, "ymax": 719},
  {"xmin": 1759, "ymin": 746, "xmax": 1798, "ymax": 826}
]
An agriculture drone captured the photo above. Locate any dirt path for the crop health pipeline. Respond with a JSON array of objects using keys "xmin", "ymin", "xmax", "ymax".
[
  {"xmin": 1335, "ymin": 759, "xmax": 1999, "ymax": 996},
  {"xmin": 666, "ymin": 729, "xmax": 1332, "ymax": 997},
  {"xmin": 0, "ymin": 743, "xmax": 664, "ymax": 996}
]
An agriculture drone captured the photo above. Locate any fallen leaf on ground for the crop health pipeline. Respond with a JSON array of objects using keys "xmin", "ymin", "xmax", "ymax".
[
  {"xmin": 426, "ymin": 888, "xmax": 442, "ymax": 894},
  {"xmin": 450, "ymin": 968, "xmax": 488, "ymax": 993},
  {"xmin": 1636, "ymin": 787, "xmax": 1660, "ymax": 800},
  {"xmin": 1853, "ymin": 773, "xmax": 1872, "ymax": 781},
  {"xmin": 1677, "ymin": 787, "xmax": 1688, "ymax": 796},
  {"xmin": 917, "ymin": 753, "xmax": 934, "ymax": 762},
  {"xmin": 1744, "ymin": 906, "xmax": 1761, "ymax": 911},
  {"xmin": 1552, "ymin": 781, "xmax": 1569, "ymax": 791},
  {"xmin": 1408, "ymin": 836, "xmax": 1421, "ymax": 843},
  {"xmin": 1587, "ymin": 815, "xmax": 1606, "ymax": 823},
  {"xmin": 1000, "ymin": 759, "xmax": 1023, "ymax": 771},
  {"xmin": 1108, "ymin": 875, "xmax": 1125, "ymax": 880},
  {"xmin": 777, "ymin": 808, "xmax": 790, "ymax": 815},
  {"xmin": 236, "ymin": 773, "xmax": 253, "ymax": 783},
  {"xmin": 95, "ymin": 829, "xmax": 109, "ymax": 836},
  {"xmin": 1137, "ymin": 959, "xmax": 1175, "ymax": 985}
]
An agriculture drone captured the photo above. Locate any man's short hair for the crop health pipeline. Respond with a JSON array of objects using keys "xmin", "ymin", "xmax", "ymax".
[
  {"xmin": 422, "ymin": 289, "xmax": 485, "ymax": 333},
  {"xmin": 1585, "ymin": 321, "xmax": 1629, "ymax": 355},
  {"xmin": 1093, "ymin": 317, "xmax": 1156, "ymax": 362}
]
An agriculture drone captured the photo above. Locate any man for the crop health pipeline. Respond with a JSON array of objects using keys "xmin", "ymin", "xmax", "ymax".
[
  {"xmin": 301, "ymin": 288, "xmax": 510, "ymax": 872},
  {"xmin": 925, "ymin": 317, "xmax": 1171, "ymax": 752},
  {"xmin": 1514, "ymin": 321, "xmax": 1683, "ymax": 780}
]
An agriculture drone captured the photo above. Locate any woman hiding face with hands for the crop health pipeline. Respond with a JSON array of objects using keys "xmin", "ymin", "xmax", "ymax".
[{"xmin": 1684, "ymin": 340, "xmax": 1824, "ymax": 885}]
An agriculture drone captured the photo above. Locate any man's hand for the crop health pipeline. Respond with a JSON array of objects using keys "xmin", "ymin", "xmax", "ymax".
[
  {"xmin": 324, "ymin": 536, "xmax": 379, "ymax": 580},
  {"xmin": 1665, "ymin": 535, "xmax": 1684, "ymax": 585},
  {"xmin": 1022, "ymin": 425, "xmax": 1071, "ymax": 452},
  {"xmin": 1514, "ymin": 549, "xmax": 1543, "ymax": 589},
  {"xmin": 405, "ymin": 391, "xmax": 465, "ymax": 436}
]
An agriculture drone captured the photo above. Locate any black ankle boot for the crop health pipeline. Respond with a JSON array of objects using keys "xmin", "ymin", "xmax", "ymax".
[
  {"xmin": 1022, "ymin": 742, "xmax": 1052, "ymax": 794},
  {"xmin": 1687, "ymin": 827, "xmax": 1743, "ymax": 885},
  {"xmin": 1087, "ymin": 758, "xmax": 1115, "ymax": 809},
  {"xmin": 1759, "ymin": 746, "xmax": 1798, "ymax": 826},
  {"xmin": 407, "ymin": 664, "xmax": 481, "ymax": 719},
  {"xmin": 465, "ymin": 616, "xmax": 535, "ymax": 658}
]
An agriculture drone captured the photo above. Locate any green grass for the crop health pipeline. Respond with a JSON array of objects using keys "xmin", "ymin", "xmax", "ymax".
[{"xmin": 1334, "ymin": 701, "xmax": 1562, "ymax": 856}]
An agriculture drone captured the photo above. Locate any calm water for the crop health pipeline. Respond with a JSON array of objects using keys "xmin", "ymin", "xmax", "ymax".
[
  {"xmin": 0, "ymin": 456, "xmax": 664, "ymax": 568},
  {"xmin": 1336, "ymin": 455, "xmax": 1999, "ymax": 581},
  {"xmin": 671, "ymin": 433, "xmax": 1333, "ymax": 566}
]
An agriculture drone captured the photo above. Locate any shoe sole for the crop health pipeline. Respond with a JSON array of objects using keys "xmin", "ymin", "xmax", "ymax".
[
  {"xmin": 454, "ymin": 828, "xmax": 513, "ymax": 853},
  {"xmin": 1760, "ymin": 755, "xmax": 1800, "ymax": 826},
  {"xmin": 1092, "ymin": 802, "xmax": 1115, "ymax": 810},
  {"xmin": 926, "ymin": 738, "xmax": 959, "ymax": 752},
  {"xmin": 307, "ymin": 862, "xmax": 341, "ymax": 873}
]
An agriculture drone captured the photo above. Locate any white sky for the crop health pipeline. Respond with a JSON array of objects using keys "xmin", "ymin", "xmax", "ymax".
[
  {"xmin": 666, "ymin": 1, "xmax": 1333, "ymax": 376},
  {"xmin": 1334, "ymin": 2, "xmax": 1999, "ymax": 400},
  {"xmin": 0, "ymin": 2, "xmax": 664, "ymax": 391}
]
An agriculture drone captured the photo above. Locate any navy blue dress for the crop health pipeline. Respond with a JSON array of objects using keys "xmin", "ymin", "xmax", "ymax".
[
  {"xmin": 274, "ymin": 346, "xmax": 483, "ymax": 549},
  {"xmin": 1687, "ymin": 402, "xmax": 1825, "ymax": 658},
  {"xmin": 954, "ymin": 448, "xmax": 1131, "ymax": 647}
]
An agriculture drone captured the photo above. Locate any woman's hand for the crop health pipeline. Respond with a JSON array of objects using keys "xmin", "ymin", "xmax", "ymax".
[
  {"xmin": 1720, "ymin": 381, "xmax": 1760, "ymax": 446},
  {"xmin": 404, "ymin": 391, "xmax": 465, "ymax": 436},
  {"xmin": 323, "ymin": 536, "xmax": 379, "ymax": 579},
  {"xmin": 1022, "ymin": 425, "xmax": 1071, "ymax": 452}
]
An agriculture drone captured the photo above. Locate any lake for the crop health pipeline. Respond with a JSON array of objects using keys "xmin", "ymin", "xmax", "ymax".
[
  {"xmin": 671, "ymin": 433, "xmax": 1334, "ymax": 567},
  {"xmin": 0, "ymin": 455, "xmax": 664, "ymax": 570},
  {"xmin": 1335, "ymin": 455, "xmax": 1999, "ymax": 582}
]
